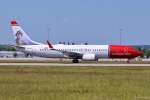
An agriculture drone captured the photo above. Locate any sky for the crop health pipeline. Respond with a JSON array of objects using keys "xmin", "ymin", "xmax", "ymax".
[{"xmin": 0, "ymin": 0, "xmax": 150, "ymax": 45}]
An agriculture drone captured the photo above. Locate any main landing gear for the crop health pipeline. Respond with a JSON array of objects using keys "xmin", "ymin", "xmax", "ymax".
[
  {"xmin": 72, "ymin": 59, "xmax": 79, "ymax": 63},
  {"xmin": 25, "ymin": 53, "xmax": 33, "ymax": 58}
]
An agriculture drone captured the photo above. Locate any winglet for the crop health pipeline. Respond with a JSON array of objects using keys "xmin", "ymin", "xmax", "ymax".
[
  {"xmin": 11, "ymin": 20, "xmax": 18, "ymax": 26},
  {"xmin": 47, "ymin": 40, "xmax": 53, "ymax": 48}
]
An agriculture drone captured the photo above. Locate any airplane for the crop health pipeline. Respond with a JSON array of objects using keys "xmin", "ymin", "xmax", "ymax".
[{"xmin": 10, "ymin": 20, "xmax": 142, "ymax": 63}]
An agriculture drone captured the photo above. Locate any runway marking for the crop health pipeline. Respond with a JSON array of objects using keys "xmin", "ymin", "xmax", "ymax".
[{"xmin": 0, "ymin": 63, "xmax": 150, "ymax": 67}]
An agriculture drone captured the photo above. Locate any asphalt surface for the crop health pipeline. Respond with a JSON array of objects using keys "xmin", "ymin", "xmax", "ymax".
[
  {"xmin": 0, "ymin": 63, "xmax": 150, "ymax": 67},
  {"xmin": 0, "ymin": 58, "xmax": 149, "ymax": 67}
]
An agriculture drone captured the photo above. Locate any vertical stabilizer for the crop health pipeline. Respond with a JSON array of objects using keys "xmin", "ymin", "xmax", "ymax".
[{"xmin": 10, "ymin": 20, "xmax": 42, "ymax": 45}]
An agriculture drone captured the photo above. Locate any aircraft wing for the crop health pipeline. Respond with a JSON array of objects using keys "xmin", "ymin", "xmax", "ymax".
[
  {"xmin": 59, "ymin": 50, "xmax": 83, "ymax": 59},
  {"xmin": 47, "ymin": 41, "xmax": 83, "ymax": 59}
]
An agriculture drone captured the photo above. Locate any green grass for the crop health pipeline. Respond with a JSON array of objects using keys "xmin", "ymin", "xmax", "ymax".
[{"xmin": 0, "ymin": 66, "xmax": 150, "ymax": 100}]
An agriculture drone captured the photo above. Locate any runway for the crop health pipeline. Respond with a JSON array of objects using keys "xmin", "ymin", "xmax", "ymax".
[{"xmin": 0, "ymin": 63, "xmax": 150, "ymax": 67}]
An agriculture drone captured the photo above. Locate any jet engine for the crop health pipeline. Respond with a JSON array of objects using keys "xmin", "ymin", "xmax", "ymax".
[{"xmin": 82, "ymin": 54, "xmax": 97, "ymax": 61}]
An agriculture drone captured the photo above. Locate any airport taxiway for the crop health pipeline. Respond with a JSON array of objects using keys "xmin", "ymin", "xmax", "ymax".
[
  {"xmin": 0, "ymin": 63, "xmax": 150, "ymax": 67},
  {"xmin": 0, "ymin": 58, "xmax": 149, "ymax": 67}
]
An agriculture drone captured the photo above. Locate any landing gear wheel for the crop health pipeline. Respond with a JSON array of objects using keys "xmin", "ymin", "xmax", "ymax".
[
  {"xmin": 25, "ymin": 53, "xmax": 30, "ymax": 58},
  {"xmin": 72, "ymin": 59, "xmax": 79, "ymax": 63},
  {"xmin": 25, "ymin": 53, "xmax": 33, "ymax": 58},
  {"xmin": 127, "ymin": 59, "xmax": 131, "ymax": 63}
]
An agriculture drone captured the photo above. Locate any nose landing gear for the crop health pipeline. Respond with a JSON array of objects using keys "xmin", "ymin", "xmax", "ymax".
[{"xmin": 127, "ymin": 59, "xmax": 131, "ymax": 63}]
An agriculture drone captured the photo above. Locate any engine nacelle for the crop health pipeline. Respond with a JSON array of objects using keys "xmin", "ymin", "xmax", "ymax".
[{"xmin": 82, "ymin": 54, "xmax": 97, "ymax": 61}]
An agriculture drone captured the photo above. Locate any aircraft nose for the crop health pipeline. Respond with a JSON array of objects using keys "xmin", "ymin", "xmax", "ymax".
[
  {"xmin": 132, "ymin": 49, "xmax": 143, "ymax": 57},
  {"xmin": 137, "ymin": 50, "xmax": 143, "ymax": 56}
]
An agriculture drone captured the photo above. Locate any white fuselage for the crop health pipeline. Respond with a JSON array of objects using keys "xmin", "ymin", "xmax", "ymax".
[
  {"xmin": 10, "ymin": 20, "xmax": 142, "ymax": 62},
  {"xmin": 20, "ymin": 44, "xmax": 109, "ymax": 59}
]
